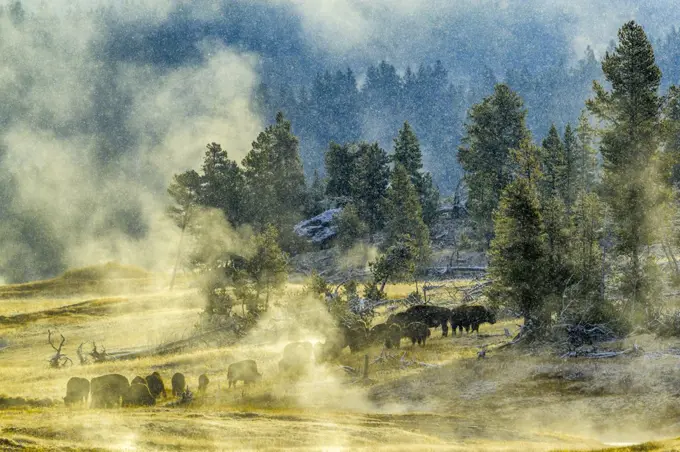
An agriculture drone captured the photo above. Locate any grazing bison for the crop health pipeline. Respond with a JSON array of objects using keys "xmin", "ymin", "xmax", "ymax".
[
  {"xmin": 403, "ymin": 305, "xmax": 452, "ymax": 337},
  {"xmin": 279, "ymin": 341, "xmax": 314, "ymax": 374},
  {"xmin": 369, "ymin": 323, "xmax": 390, "ymax": 344},
  {"xmin": 228, "ymin": 360, "xmax": 262, "ymax": 388},
  {"xmin": 131, "ymin": 376, "xmax": 146, "ymax": 386},
  {"xmin": 122, "ymin": 383, "xmax": 155, "ymax": 407},
  {"xmin": 198, "ymin": 374, "xmax": 209, "ymax": 393},
  {"xmin": 64, "ymin": 377, "xmax": 90, "ymax": 406},
  {"xmin": 145, "ymin": 372, "xmax": 166, "ymax": 399},
  {"xmin": 90, "ymin": 374, "xmax": 129, "ymax": 408},
  {"xmin": 450, "ymin": 305, "xmax": 496, "ymax": 336},
  {"xmin": 404, "ymin": 322, "xmax": 431, "ymax": 346},
  {"xmin": 339, "ymin": 323, "xmax": 370, "ymax": 353},
  {"xmin": 171, "ymin": 373, "xmax": 186, "ymax": 397}
]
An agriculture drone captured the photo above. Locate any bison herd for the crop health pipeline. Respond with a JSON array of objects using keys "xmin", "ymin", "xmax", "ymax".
[
  {"xmin": 62, "ymin": 304, "xmax": 495, "ymax": 408},
  {"xmin": 64, "ymin": 371, "xmax": 209, "ymax": 408}
]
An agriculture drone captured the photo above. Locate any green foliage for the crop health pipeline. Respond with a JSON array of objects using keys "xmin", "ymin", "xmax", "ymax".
[
  {"xmin": 333, "ymin": 203, "xmax": 368, "ymax": 250},
  {"xmin": 200, "ymin": 143, "xmax": 246, "ymax": 225},
  {"xmin": 458, "ymin": 84, "xmax": 531, "ymax": 246},
  {"xmin": 541, "ymin": 195, "xmax": 573, "ymax": 296},
  {"xmin": 167, "ymin": 169, "xmax": 201, "ymax": 229},
  {"xmin": 574, "ymin": 110, "xmax": 599, "ymax": 193},
  {"xmin": 562, "ymin": 123, "xmax": 579, "ymax": 207},
  {"xmin": 325, "ymin": 142, "xmax": 356, "ymax": 199},
  {"xmin": 540, "ymin": 125, "xmax": 567, "ymax": 200},
  {"xmin": 487, "ymin": 177, "xmax": 547, "ymax": 324},
  {"xmin": 384, "ymin": 164, "xmax": 431, "ymax": 263},
  {"xmin": 370, "ymin": 238, "xmax": 418, "ymax": 292},
  {"xmin": 304, "ymin": 170, "xmax": 327, "ymax": 217},
  {"xmin": 393, "ymin": 122, "xmax": 440, "ymax": 226},
  {"xmin": 586, "ymin": 21, "xmax": 666, "ymax": 313},
  {"xmin": 350, "ymin": 142, "xmax": 390, "ymax": 232},
  {"xmin": 393, "ymin": 122, "xmax": 423, "ymax": 177},
  {"xmin": 305, "ymin": 270, "xmax": 330, "ymax": 297},
  {"xmin": 246, "ymin": 225, "xmax": 289, "ymax": 310},
  {"xmin": 570, "ymin": 192, "xmax": 605, "ymax": 301},
  {"xmin": 242, "ymin": 112, "xmax": 307, "ymax": 246}
]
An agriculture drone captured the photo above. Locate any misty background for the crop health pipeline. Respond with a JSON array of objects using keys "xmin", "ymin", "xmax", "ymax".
[{"xmin": 1, "ymin": 0, "xmax": 680, "ymax": 283}]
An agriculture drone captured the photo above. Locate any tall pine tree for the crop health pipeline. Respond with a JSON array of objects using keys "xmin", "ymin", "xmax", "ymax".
[
  {"xmin": 458, "ymin": 84, "xmax": 531, "ymax": 246},
  {"xmin": 586, "ymin": 21, "xmax": 665, "ymax": 313}
]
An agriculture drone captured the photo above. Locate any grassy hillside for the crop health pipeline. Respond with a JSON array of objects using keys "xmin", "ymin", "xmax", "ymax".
[{"xmin": 1, "ymin": 273, "xmax": 680, "ymax": 450}]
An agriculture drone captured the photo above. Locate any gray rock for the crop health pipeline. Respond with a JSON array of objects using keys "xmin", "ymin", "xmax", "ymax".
[{"xmin": 294, "ymin": 208, "xmax": 342, "ymax": 244}]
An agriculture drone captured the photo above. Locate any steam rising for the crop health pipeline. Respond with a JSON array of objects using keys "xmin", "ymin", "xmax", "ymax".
[{"xmin": 0, "ymin": 4, "xmax": 261, "ymax": 282}]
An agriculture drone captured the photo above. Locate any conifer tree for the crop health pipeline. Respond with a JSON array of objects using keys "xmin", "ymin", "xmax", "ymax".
[
  {"xmin": 458, "ymin": 84, "xmax": 531, "ymax": 245},
  {"xmin": 242, "ymin": 112, "xmax": 306, "ymax": 240},
  {"xmin": 384, "ymin": 164, "xmax": 431, "ymax": 263},
  {"xmin": 587, "ymin": 21, "xmax": 665, "ymax": 312},
  {"xmin": 575, "ymin": 111, "xmax": 599, "ymax": 193},
  {"xmin": 393, "ymin": 122, "xmax": 439, "ymax": 226},
  {"xmin": 540, "ymin": 124, "xmax": 566, "ymax": 200},
  {"xmin": 562, "ymin": 124, "xmax": 578, "ymax": 207},
  {"xmin": 325, "ymin": 142, "xmax": 356, "ymax": 199},
  {"xmin": 350, "ymin": 142, "xmax": 390, "ymax": 232},
  {"xmin": 487, "ymin": 176, "xmax": 547, "ymax": 326},
  {"xmin": 200, "ymin": 142, "xmax": 245, "ymax": 225}
]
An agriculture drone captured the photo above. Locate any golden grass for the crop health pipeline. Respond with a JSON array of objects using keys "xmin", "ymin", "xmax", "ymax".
[{"xmin": 2, "ymin": 279, "xmax": 680, "ymax": 450}]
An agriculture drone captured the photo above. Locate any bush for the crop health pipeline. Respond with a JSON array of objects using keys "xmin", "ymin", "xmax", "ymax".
[{"xmin": 334, "ymin": 203, "xmax": 368, "ymax": 250}]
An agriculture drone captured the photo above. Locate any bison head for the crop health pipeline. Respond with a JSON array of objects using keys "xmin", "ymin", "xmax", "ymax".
[{"xmin": 486, "ymin": 309, "xmax": 497, "ymax": 324}]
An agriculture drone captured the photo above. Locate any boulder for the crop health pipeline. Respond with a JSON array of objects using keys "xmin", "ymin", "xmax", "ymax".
[{"xmin": 293, "ymin": 208, "xmax": 342, "ymax": 244}]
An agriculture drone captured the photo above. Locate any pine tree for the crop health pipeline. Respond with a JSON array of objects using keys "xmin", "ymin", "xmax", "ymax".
[
  {"xmin": 384, "ymin": 164, "xmax": 431, "ymax": 263},
  {"xmin": 200, "ymin": 143, "xmax": 245, "ymax": 225},
  {"xmin": 458, "ymin": 84, "xmax": 531, "ymax": 246},
  {"xmin": 575, "ymin": 110, "xmax": 599, "ymax": 193},
  {"xmin": 167, "ymin": 170, "xmax": 201, "ymax": 290},
  {"xmin": 541, "ymin": 195, "xmax": 572, "ymax": 297},
  {"xmin": 586, "ymin": 21, "xmax": 665, "ymax": 313},
  {"xmin": 350, "ymin": 142, "xmax": 390, "ymax": 232},
  {"xmin": 325, "ymin": 142, "xmax": 356, "ymax": 199},
  {"xmin": 487, "ymin": 177, "xmax": 547, "ymax": 325},
  {"xmin": 562, "ymin": 124, "xmax": 578, "ymax": 207},
  {"xmin": 392, "ymin": 122, "xmax": 440, "ymax": 226},
  {"xmin": 246, "ymin": 225, "xmax": 289, "ymax": 311},
  {"xmin": 242, "ymin": 112, "xmax": 306, "ymax": 241},
  {"xmin": 540, "ymin": 124, "xmax": 566, "ymax": 199},
  {"xmin": 393, "ymin": 122, "xmax": 423, "ymax": 179},
  {"xmin": 570, "ymin": 192, "xmax": 605, "ymax": 305}
]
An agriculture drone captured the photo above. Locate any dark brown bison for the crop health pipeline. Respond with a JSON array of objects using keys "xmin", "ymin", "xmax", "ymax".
[
  {"xmin": 171, "ymin": 373, "xmax": 186, "ymax": 397},
  {"xmin": 450, "ymin": 305, "xmax": 496, "ymax": 336},
  {"xmin": 145, "ymin": 372, "xmax": 166, "ymax": 399},
  {"xmin": 122, "ymin": 383, "xmax": 155, "ymax": 407},
  {"xmin": 90, "ymin": 374, "xmax": 129, "ymax": 408},
  {"xmin": 198, "ymin": 374, "xmax": 209, "ymax": 393},
  {"xmin": 402, "ymin": 305, "xmax": 452, "ymax": 337},
  {"xmin": 386, "ymin": 323, "xmax": 403, "ymax": 348},
  {"xmin": 279, "ymin": 341, "xmax": 314, "ymax": 374},
  {"xmin": 403, "ymin": 322, "xmax": 431, "ymax": 346},
  {"xmin": 370, "ymin": 322, "xmax": 403, "ymax": 349},
  {"xmin": 64, "ymin": 377, "xmax": 90, "ymax": 406},
  {"xmin": 131, "ymin": 376, "xmax": 146, "ymax": 386},
  {"xmin": 228, "ymin": 360, "xmax": 262, "ymax": 388},
  {"xmin": 338, "ymin": 323, "xmax": 370, "ymax": 353}
]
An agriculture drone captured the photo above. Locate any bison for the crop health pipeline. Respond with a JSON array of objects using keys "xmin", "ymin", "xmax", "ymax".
[
  {"xmin": 279, "ymin": 341, "xmax": 314, "ymax": 375},
  {"xmin": 403, "ymin": 322, "xmax": 431, "ymax": 346},
  {"xmin": 450, "ymin": 305, "xmax": 496, "ymax": 336},
  {"xmin": 171, "ymin": 373, "xmax": 186, "ymax": 397},
  {"xmin": 64, "ymin": 377, "xmax": 90, "ymax": 406},
  {"xmin": 198, "ymin": 374, "xmax": 209, "ymax": 393},
  {"xmin": 228, "ymin": 360, "xmax": 262, "ymax": 388},
  {"xmin": 131, "ymin": 376, "xmax": 146, "ymax": 386},
  {"xmin": 403, "ymin": 305, "xmax": 452, "ymax": 337},
  {"xmin": 122, "ymin": 383, "xmax": 155, "ymax": 407},
  {"xmin": 145, "ymin": 372, "xmax": 166, "ymax": 399},
  {"xmin": 90, "ymin": 374, "xmax": 129, "ymax": 408}
]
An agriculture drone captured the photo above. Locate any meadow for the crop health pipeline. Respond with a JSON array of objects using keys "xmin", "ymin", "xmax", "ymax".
[{"xmin": 1, "ymin": 268, "xmax": 680, "ymax": 451}]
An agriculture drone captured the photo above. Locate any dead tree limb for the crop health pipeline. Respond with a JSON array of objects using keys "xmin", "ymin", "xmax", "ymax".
[
  {"xmin": 76, "ymin": 342, "xmax": 88, "ymax": 365},
  {"xmin": 90, "ymin": 341, "xmax": 108, "ymax": 363},
  {"xmin": 47, "ymin": 330, "xmax": 72, "ymax": 368}
]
